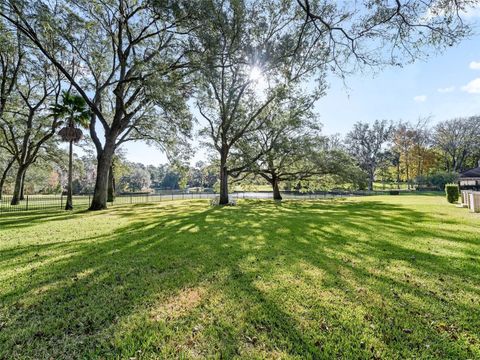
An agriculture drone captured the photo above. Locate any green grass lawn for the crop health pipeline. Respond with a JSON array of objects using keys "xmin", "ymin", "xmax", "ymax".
[{"xmin": 0, "ymin": 195, "xmax": 479, "ymax": 359}]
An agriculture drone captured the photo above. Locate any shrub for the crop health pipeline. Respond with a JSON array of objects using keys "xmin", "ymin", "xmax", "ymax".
[
  {"xmin": 445, "ymin": 184, "xmax": 459, "ymax": 203},
  {"xmin": 389, "ymin": 190, "xmax": 400, "ymax": 195}
]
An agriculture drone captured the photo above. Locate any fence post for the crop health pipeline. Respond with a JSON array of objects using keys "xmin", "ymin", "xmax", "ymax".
[
  {"xmin": 26, "ymin": 195, "xmax": 29, "ymax": 211},
  {"xmin": 171, "ymin": 191, "xmax": 174, "ymax": 201},
  {"xmin": 60, "ymin": 194, "xmax": 63, "ymax": 209},
  {"xmin": 130, "ymin": 194, "xmax": 132, "ymax": 204},
  {"xmin": 89, "ymin": 195, "xmax": 91, "ymax": 207}
]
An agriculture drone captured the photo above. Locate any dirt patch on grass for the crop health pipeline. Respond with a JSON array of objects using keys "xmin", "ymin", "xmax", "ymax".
[{"xmin": 150, "ymin": 287, "xmax": 206, "ymax": 321}]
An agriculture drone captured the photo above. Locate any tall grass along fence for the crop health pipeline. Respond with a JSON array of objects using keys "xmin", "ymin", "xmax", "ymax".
[{"xmin": 0, "ymin": 189, "xmax": 413, "ymax": 213}]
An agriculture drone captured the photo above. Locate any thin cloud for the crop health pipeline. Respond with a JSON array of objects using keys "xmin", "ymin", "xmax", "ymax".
[
  {"xmin": 462, "ymin": 78, "xmax": 480, "ymax": 93},
  {"xmin": 413, "ymin": 95, "xmax": 427, "ymax": 103},
  {"xmin": 469, "ymin": 61, "xmax": 480, "ymax": 70},
  {"xmin": 437, "ymin": 86, "xmax": 455, "ymax": 93}
]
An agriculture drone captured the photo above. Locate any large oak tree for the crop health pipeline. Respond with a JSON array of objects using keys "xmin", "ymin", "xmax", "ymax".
[
  {"xmin": 191, "ymin": 0, "xmax": 328, "ymax": 204},
  {"xmin": 1, "ymin": 0, "xmax": 193, "ymax": 209},
  {"xmin": 0, "ymin": 45, "xmax": 63, "ymax": 205}
]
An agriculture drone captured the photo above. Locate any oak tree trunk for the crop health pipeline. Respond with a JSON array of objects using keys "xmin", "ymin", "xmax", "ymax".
[
  {"xmin": 0, "ymin": 158, "xmax": 15, "ymax": 200},
  {"xmin": 368, "ymin": 170, "xmax": 374, "ymax": 191},
  {"xmin": 10, "ymin": 166, "xmax": 26, "ymax": 205},
  {"xmin": 107, "ymin": 165, "xmax": 115, "ymax": 202},
  {"xmin": 272, "ymin": 177, "xmax": 282, "ymax": 200},
  {"xmin": 89, "ymin": 141, "xmax": 115, "ymax": 210},
  {"xmin": 19, "ymin": 170, "xmax": 26, "ymax": 200},
  {"xmin": 219, "ymin": 149, "xmax": 229, "ymax": 205}
]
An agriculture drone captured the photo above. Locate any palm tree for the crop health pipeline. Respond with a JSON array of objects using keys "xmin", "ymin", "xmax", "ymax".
[{"xmin": 51, "ymin": 91, "xmax": 90, "ymax": 210}]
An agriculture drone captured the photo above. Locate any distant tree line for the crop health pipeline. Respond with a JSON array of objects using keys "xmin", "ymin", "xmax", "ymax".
[
  {"xmin": 345, "ymin": 117, "xmax": 480, "ymax": 191},
  {"xmin": 2, "ymin": 115, "xmax": 477, "ymax": 197},
  {"xmin": 0, "ymin": 152, "xmax": 219, "ymax": 196}
]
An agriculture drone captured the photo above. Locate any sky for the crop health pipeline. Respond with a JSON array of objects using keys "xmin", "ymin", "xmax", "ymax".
[
  {"xmin": 316, "ymin": 34, "xmax": 480, "ymax": 136},
  {"xmin": 122, "ymin": 18, "xmax": 480, "ymax": 166}
]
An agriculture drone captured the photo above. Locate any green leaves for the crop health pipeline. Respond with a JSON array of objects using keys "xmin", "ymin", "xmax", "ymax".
[
  {"xmin": 51, "ymin": 91, "xmax": 90, "ymax": 143},
  {"xmin": 50, "ymin": 91, "xmax": 90, "ymax": 129}
]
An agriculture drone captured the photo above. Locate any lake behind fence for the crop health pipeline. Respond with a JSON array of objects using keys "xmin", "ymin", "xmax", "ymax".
[{"xmin": 0, "ymin": 190, "xmax": 411, "ymax": 213}]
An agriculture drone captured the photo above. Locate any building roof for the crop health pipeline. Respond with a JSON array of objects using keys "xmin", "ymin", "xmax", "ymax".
[{"xmin": 460, "ymin": 167, "xmax": 480, "ymax": 178}]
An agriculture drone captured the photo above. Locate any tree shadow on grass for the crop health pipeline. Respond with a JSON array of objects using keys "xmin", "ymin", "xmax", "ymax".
[
  {"xmin": 0, "ymin": 208, "xmax": 91, "ymax": 230},
  {"xmin": 0, "ymin": 199, "xmax": 479, "ymax": 358}
]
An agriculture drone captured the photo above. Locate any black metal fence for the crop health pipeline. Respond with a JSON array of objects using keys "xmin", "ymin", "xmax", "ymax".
[
  {"xmin": 0, "ymin": 194, "xmax": 92, "ymax": 213},
  {"xmin": 0, "ymin": 189, "xmax": 415, "ymax": 214}
]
